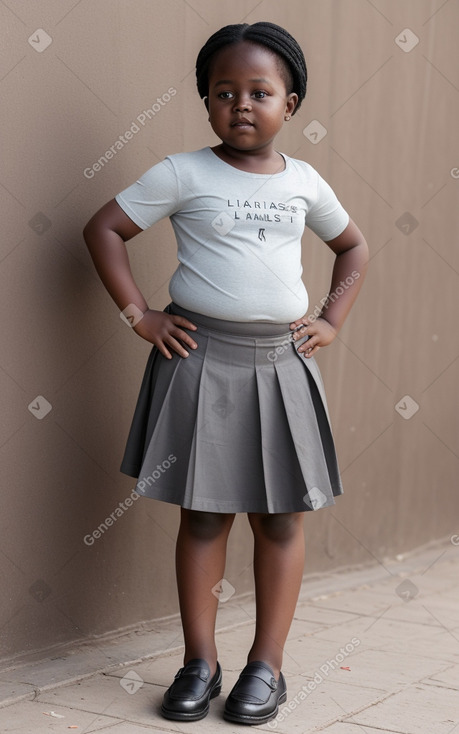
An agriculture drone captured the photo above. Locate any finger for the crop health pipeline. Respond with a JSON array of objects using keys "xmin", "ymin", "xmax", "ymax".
[
  {"xmin": 170, "ymin": 315, "xmax": 198, "ymax": 331},
  {"xmin": 291, "ymin": 323, "xmax": 309, "ymax": 340},
  {"xmin": 289, "ymin": 318, "xmax": 307, "ymax": 330},
  {"xmin": 165, "ymin": 335, "xmax": 191, "ymax": 358},
  {"xmin": 156, "ymin": 342, "xmax": 173, "ymax": 360},
  {"xmin": 297, "ymin": 336, "xmax": 316, "ymax": 354},
  {"xmin": 307, "ymin": 337, "xmax": 321, "ymax": 356},
  {"xmin": 171, "ymin": 326, "xmax": 198, "ymax": 350},
  {"xmin": 304, "ymin": 343, "xmax": 320, "ymax": 358}
]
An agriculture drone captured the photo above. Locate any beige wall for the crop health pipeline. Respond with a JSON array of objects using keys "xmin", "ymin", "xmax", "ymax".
[{"xmin": 1, "ymin": 0, "xmax": 458, "ymax": 662}]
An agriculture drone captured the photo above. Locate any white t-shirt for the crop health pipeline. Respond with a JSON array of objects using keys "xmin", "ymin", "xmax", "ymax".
[{"xmin": 115, "ymin": 146, "xmax": 349, "ymax": 322}]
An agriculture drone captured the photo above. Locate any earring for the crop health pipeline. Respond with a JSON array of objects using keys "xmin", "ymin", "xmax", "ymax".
[{"xmin": 284, "ymin": 115, "xmax": 291, "ymax": 121}]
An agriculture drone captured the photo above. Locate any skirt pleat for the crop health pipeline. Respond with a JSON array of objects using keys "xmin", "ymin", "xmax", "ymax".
[{"xmin": 120, "ymin": 303, "xmax": 343, "ymax": 513}]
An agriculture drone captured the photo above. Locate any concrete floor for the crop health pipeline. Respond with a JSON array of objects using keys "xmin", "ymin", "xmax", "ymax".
[{"xmin": 1, "ymin": 541, "xmax": 458, "ymax": 733}]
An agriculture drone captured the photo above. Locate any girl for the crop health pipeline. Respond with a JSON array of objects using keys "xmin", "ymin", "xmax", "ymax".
[{"xmin": 84, "ymin": 22, "xmax": 368, "ymax": 726}]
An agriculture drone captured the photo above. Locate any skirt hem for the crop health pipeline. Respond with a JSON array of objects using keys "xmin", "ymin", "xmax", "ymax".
[{"xmin": 121, "ymin": 485, "xmax": 343, "ymax": 514}]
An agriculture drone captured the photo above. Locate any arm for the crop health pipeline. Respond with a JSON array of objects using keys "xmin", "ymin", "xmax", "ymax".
[
  {"xmin": 83, "ymin": 199, "xmax": 198, "ymax": 358},
  {"xmin": 289, "ymin": 218, "xmax": 369, "ymax": 358}
]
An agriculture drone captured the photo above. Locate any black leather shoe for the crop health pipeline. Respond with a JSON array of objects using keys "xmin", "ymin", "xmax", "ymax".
[
  {"xmin": 223, "ymin": 661, "xmax": 287, "ymax": 725},
  {"xmin": 161, "ymin": 658, "xmax": 222, "ymax": 721}
]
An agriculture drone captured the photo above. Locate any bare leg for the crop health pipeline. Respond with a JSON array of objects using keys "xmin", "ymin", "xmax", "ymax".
[
  {"xmin": 176, "ymin": 508, "xmax": 235, "ymax": 676},
  {"xmin": 246, "ymin": 512, "xmax": 305, "ymax": 679}
]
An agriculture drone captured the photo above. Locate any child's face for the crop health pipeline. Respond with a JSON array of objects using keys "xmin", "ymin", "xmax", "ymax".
[{"xmin": 206, "ymin": 41, "xmax": 298, "ymax": 155}]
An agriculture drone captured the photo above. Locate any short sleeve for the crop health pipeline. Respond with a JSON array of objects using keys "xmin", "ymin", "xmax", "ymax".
[
  {"xmin": 115, "ymin": 157, "xmax": 180, "ymax": 230},
  {"xmin": 306, "ymin": 174, "xmax": 349, "ymax": 242}
]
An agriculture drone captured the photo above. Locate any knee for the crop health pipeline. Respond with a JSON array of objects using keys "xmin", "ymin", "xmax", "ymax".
[
  {"xmin": 180, "ymin": 509, "xmax": 234, "ymax": 542},
  {"xmin": 249, "ymin": 512, "xmax": 304, "ymax": 544}
]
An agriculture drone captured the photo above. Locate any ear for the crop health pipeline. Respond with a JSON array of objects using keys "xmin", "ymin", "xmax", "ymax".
[
  {"xmin": 203, "ymin": 96, "xmax": 209, "ymax": 112},
  {"xmin": 286, "ymin": 92, "xmax": 298, "ymax": 117}
]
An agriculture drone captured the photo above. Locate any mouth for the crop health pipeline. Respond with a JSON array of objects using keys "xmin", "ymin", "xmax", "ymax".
[{"xmin": 231, "ymin": 119, "xmax": 254, "ymax": 127}]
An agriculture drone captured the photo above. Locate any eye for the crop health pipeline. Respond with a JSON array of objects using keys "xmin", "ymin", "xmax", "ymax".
[
  {"xmin": 218, "ymin": 91, "xmax": 234, "ymax": 100},
  {"xmin": 253, "ymin": 90, "xmax": 268, "ymax": 99}
]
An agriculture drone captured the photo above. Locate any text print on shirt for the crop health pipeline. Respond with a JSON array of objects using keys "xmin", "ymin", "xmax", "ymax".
[{"xmin": 227, "ymin": 198, "xmax": 299, "ymax": 224}]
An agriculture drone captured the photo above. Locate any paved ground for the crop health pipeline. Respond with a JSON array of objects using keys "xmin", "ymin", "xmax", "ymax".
[{"xmin": 1, "ymin": 541, "xmax": 458, "ymax": 733}]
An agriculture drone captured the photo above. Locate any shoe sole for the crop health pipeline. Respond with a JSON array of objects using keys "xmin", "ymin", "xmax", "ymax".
[
  {"xmin": 161, "ymin": 684, "xmax": 221, "ymax": 721},
  {"xmin": 223, "ymin": 689, "xmax": 287, "ymax": 725}
]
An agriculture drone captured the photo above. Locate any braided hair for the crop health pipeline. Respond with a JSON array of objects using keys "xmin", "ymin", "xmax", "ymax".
[{"xmin": 196, "ymin": 22, "xmax": 307, "ymax": 115}]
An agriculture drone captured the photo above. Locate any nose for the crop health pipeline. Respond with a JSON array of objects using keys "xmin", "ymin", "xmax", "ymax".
[{"xmin": 233, "ymin": 93, "xmax": 252, "ymax": 112}]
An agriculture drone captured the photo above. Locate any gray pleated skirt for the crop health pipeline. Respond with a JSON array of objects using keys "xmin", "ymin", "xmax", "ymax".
[{"xmin": 120, "ymin": 303, "xmax": 343, "ymax": 514}]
